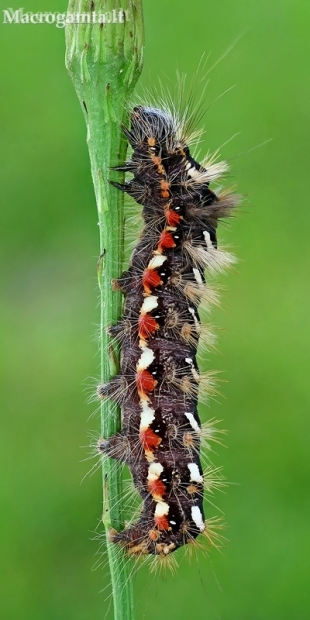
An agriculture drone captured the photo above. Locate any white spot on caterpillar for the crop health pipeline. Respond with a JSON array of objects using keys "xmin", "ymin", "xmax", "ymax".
[
  {"xmin": 148, "ymin": 462, "xmax": 164, "ymax": 480},
  {"xmin": 203, "ymin": 230, "xmax": 212, "ymax": 248},
  {"xmin": 140, "ymin": 402, "xmax": 155, "ymax": 429},
  {"xmin": 187, "ymin": 166, "xmax": 200, "ymax": 179},
  {"xmin": 148, "ymin": 255, "xmax": 167, "ymax": 270},
  {"xmin": 188, "ymin": 306, "xmax": 201, "ymax": 333},
  {"xmin": 140, "ymin": 295, "xmax": 158, "ymax": 314},
  {"xmin": 155, "ymin": 501, "xmax": 169, "ymax": 517},
  {"xmin": 185, "ymin": 357, "xmax": 200, "ymax": 382},
  {"xmin": 187, "ymin": 463, "xmax": 203, "ymax": 484},
  {"xmin": 191, "ymin": 506, "xmax": 205, "ymax": 531},
  {"xmin": 136, "ymin": 346, "xmax": 155, "ymax": 371},
  {"xmin": 184, "ymin": 411, "xmax": 200, "ymax": 433},
  {"xmin": 169, "ymin": 520, "xmax": 176, "ymax": 525},
  {"xmin": 193, "ymin": 267, "xmax": 203, "ymax": 285}
]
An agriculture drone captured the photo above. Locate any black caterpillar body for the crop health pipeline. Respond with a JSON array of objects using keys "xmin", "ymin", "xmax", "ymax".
[{"xmin": 98, "ymin": 105, "xmax": 238, "ymax": 558}]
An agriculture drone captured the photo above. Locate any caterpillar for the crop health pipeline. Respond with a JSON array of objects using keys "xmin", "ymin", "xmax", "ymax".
[{"xmin": 97, "ymin": 103, "xmax": 239, "ymax": 559}]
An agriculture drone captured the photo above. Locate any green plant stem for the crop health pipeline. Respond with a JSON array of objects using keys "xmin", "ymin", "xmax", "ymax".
[{"xmin": 65, "ymin": 2, "xmax": 144, "ymax": 619}]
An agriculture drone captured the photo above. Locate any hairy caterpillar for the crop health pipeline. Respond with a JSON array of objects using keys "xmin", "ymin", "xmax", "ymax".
[{"xmin": 97, "ymin": 103, "xmax": 239, "ymax": 559}]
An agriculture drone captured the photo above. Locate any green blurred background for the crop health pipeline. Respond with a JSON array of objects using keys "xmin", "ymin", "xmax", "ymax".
[{"xmin": 1, "ymin": 0, "xmax": 309, "ymax": 618}]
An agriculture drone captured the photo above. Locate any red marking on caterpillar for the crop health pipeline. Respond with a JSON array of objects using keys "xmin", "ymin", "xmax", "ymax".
[
  {"xmin": 140, "ymin": 427, "xmax": 162, "ymax": 451},
  {"xmin": 136, "ymin": 369, "xmax": 157, "ymax": 394},
  {"xmin": 158, "ymin": 230, "xmax": 176, "ymax": 251},
  {"xmin": 138, "ymin": 314, "xmax": 159, "ymax": 340},
  {"xmin": 165, "ymin": 209, "xmax": 181, "ymax": 226},
  {"xmin": 98, "ymin": 103, "xmax": 239, "ymax": 559},
  {"xmin": 142, "ymin": 268, "xmax": 162, "ymax": 293}
]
